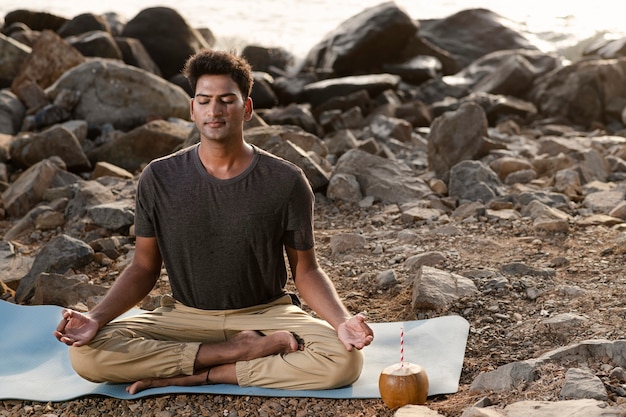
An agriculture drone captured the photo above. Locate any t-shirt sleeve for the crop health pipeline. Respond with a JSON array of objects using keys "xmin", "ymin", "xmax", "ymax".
[
  {"xmin": 133, "ymin": 165, "xmax": 157, "ymax": 238},
  {"xmin": 283, "ymin": 169, "xmax": 315, "ymax": 251}
]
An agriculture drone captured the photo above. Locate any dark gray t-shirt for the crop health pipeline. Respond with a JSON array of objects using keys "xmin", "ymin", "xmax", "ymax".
[{"xmin": 134, "ymin": 144, "xmax": 315, "ymax": 310}]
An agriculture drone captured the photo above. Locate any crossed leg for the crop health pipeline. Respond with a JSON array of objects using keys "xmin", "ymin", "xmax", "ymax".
[{"xmin": 126, "ymin": 330, "xmax": 301, "ymax": 394}]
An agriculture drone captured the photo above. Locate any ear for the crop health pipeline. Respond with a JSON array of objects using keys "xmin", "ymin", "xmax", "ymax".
[
  {"xmin": 243, "ymin": 97, "xmax": 253, "ymax": 121},
  {"xmin": 189, "ymin": 98, "xmax": 196, "ymax": 121}
]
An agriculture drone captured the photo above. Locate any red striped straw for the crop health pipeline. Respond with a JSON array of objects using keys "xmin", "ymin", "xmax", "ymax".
[{"xmin": 400, "ymin": 326, "xmax": 404, "ymax": 367}]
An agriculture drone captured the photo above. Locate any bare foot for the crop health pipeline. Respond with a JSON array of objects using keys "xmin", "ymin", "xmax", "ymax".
[
  {"xmin": 231, "ymin": 330, "xmax": 302, "ymax": 360},
  {"xmin": 126, "ymin": 372, "xmax": 206, "ymax": 395},
  {"xmin": 127, "ymin": 331, "xmax": 303, "ymax": 395},
  {"xmin": 194, "ymin": 330, "xmax": 301, "ymax": 368}
]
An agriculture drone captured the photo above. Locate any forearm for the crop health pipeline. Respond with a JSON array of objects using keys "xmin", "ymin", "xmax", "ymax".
[
  {"xmin": 295, "ymin": 269, "xmax": 352, "ymax": 330},
  {"xmin": 88, "ymin": 263, "xmax": 159, "ymax": 327}
]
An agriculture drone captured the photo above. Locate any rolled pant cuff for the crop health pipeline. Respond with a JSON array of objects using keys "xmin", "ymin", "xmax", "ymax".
[
  {"xmin": 235, "ymin": 361, "xmax": 251, "ymax": 386},
  {"xmin": 182, "ymin": 342, "xmax": 202, "ymax": 375}
]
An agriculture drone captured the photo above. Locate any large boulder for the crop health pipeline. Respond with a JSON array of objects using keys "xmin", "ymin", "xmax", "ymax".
[
  {"xmin": 331, "ymin": 148, "xmax": 432, "ymax": 204},
  {"xmin": 303, "ymin": 73, "xmax": 401, "ymax": 108},
  {"xmin": 56, "ymin": 12, "xmax": 111, "ymax": 37},
  {"xmin": 0, "ymin": 89, "xmax": 26, "ymax": 135},
  {"xmin": 0, "ymin": 33, "xmax": 31, "ymax": 88},
  {"xmin": 443, "ymin": 49, "xmax": 562, "ymax": 99},
  {"xmin": 427, "ymin": 102, "xmax": 501, "ymax": 179},
  {"xmin": 45, "ymin": 59, "xmax": 191, "ymax": 131},
  {"xmin": 302, "ymin": 2, "xmax": 418, "ymax": 76},
  {"xmin": 529, "ymin": 57, "xmax": 626, "ymax": 129},
  {"xmin": 1, "ymin": 157, "xmax": 67, "ymax": 218},
  {"xmin": 9, "ymin": 125, "xmax": 91, "ymax": 172},
  {"xmin": 115, "ymin": 37, "xmax": 162, "ymax": 76},
  {"xmin": 419, "ymin": 8, "xmax": 538, "ymax": 69},
  {"xmin": 65, "ymin": 30, "xmax": 123, "ymax": 60},
  {"xmin": 3, "ymin": 9, "xmax": 68, "ymax": 32},
  {"xmin": 15, "ymin": 234, "xmax": 95, "ymax": 303},
  {"xmin": 87, "ymin": 119, "xmax": 190, "ymax": 172},
  {"xmin": 121, "ymin": 7, "xmax": 210, "ymax": 80},
  {"xmin": 10, "ymin": 30, "xmax": 85, "ymax": 94}
]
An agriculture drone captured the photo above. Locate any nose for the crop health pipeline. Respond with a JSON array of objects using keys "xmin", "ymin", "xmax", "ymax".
[{"xmin": 207, "ymin": 100, "xmax": 225, "ymax": 116}]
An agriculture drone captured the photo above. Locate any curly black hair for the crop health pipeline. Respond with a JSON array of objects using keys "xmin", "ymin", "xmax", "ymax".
[{"xmin": 182, "ymin": 49, "xmax": 253, "ymax": 99}]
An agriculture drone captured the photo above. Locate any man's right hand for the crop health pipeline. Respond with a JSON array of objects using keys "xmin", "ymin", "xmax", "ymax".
[{"xmin": 53, "ymin": 309, "xmax": 99, "ymax": 347}]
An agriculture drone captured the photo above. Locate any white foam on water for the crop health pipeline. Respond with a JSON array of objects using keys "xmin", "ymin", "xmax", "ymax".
[{"xmin": 1, "ymin": 0, "xmax": 623, "ymax": 60}]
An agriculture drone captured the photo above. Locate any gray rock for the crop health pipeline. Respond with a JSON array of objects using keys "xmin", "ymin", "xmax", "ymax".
[
  {"xmin": 330, "ymin": 233, "xmax": 366, "ymax": 255},
  {"xmin": 302, "ymin": 2, "xmax": 418, "ymax": 76},
  {"xmin": 0, "ymin": 89, "xmax": 26, "ymax": 135},
  {"xmin": 504, "ymin": 399, "xmax": 623, "ymax": 417},
  {"xmin": 65, "ymin": 30, "xmax": 122, "ymax": 60},
  {"xmin": 382, "ymin": 55, "xmax": 441, "ymax": 85},
  {"xmin": 15, "ymin": 234, "xmax": 95, "ymax": 303},
  {"xmin": 0, "ymin": 240, "xmax": 34, "ymax": 288},
  {"xmin": 419, "ymin": 8, "xmax": 538, "ymax": 68},
  {"xmin": 560, "ymin": 368, "xmax": 608, "ymax": 401},
  {"xmin": 376, "ymin": 269, "xmax": 398, "ymax": 289},
  {"xmin": 404, "ymin": 251, "xmax": 446, "ymax": 272},
  {"xmin": 11, "ymin": 30, "xmax": 85, "ymax": 93},
  {"xmin": 31, "ymin": 272, "xmax": 107, "ymax": 307},
  {"xmin": 448, "ymin": 160, "xmax": 505, "ymax": 203},
  {"xmin": 412, "ymin": 265, "xmax": 479, "ymax": 310},
  {"xmin": 395, "ymin": 405, "xmax": 446, "ymax": 416},
  {"xmin": 584, "ymin": 190, "xmax": 624, "ymax": 214},
  {"xmin": 263, "ymin": 139, "xmax": 329, "ymax": 191},
  {"xmin": 87, "ymin": 119, "xmax": 189, "ymax": 172},
  {"xmin": 261, "ymin": 103, "xmax": 322, "ymax": 137},
  {"xmin": 46, "ymin": 59, "xmax": 190, "ymax": 131},
  {"xmin": 489, "ymin": 156, "xmax": 534, "ymax": 182},
  {"xmin": 427, "ymin": 102, "xmax": 501, "ymax": 180},
  {"xmin": 368, "ymin": 114, "xmax": 413, "ymax": 143},
  {"xmin": 500, "ymin": 262, "xmax": 556, "ymax": 278},
  {"xmin": 56, "ymin": 12, "xmax": 110, "ymax": 37},
  {"xmin": 0, "ymin": 33, "xmax": 31, "ymax": 89},
  {"xmin": 4, "ymin": 204, "xmax": 64, "ymax": 241},
  {"xmin": 64, "ymin": 180, "xmax": 116, "ymax": 221},
  {"xmin": 303, "ymin": 74, "xmax": 401, "ymax": 108},
  {"xmin": 447, "ymin": 49, "xmax": 560, "ymax": 99},
  {"xmin": 87, "ymin": 200, "xmax": 135, "ymax": 231},
  {"xmin": 554, "ymin": 168, "xmax": 583, "ymax": 199},
  {"xmin": 471, "ymin": 340, "xmax": 626, "ymax": 393},
  {"xmin": 327, "ymin": 173, "xmax": 362, "ymax": 202},
  {"xmin": 529, "ymin": 58, "xmax": 626, "ymax": 129},
  {"xmin": 91, "ymin": 161, "xmax": 134, "ymax": 180},
  {"xmin": 115, "ymin": 37, "xmax": 161, "ymax": 76},
  {"xmin": 3, "ymin": 10, "xmax": 67, "ymax": 32},
  {"xmin": 1, "ymin": 157, "xmax": 67, "ymax": 218},
  {"xmin": 245, "ymin": 125, "xmax": 329, "ymax": 158},
  {"xmin": 249, "ymin": 72, "xmax": 279, "ymax": 110},
  {"xmin": 9, "ymin": 125, "xmax": 91, "ymax": 171},
  {"xmin": 333, "ymin": 149, "xmax": 432, "ymax": 204},
  {"xmin": 121, "ymin": 7, "xmax": 210, "ymax": 80}
]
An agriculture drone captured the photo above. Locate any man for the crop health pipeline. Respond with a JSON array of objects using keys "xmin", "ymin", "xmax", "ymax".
[{"xmin": 54, "ymin": 49, "xmax": 374, "ymax": 394}]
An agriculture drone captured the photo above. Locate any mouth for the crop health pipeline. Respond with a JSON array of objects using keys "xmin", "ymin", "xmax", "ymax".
[{"xmin": 204, "ymin": 120, "xmax": 225, "ymax": 128}]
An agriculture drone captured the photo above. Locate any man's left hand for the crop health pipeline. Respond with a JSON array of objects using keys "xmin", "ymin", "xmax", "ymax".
[{"xmin": 337, "ymin": 313, "xmax": 374, "ymax": 351}]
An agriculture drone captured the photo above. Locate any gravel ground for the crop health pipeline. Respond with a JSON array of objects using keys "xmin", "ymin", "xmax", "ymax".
[{"xmin": 3, "ymin": 198, "xmax": 626, "ymax": 416}]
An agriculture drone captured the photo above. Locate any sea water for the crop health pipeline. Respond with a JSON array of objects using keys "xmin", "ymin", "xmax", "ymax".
[{"xmin": 1, "ymin": 0, "xmax": 624, "ymax": 60}]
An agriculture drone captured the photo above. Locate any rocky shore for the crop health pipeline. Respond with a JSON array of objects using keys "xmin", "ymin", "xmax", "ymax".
[{"xmin": 2, "ymin": 2, "xmax": 626, "ymax": 416}]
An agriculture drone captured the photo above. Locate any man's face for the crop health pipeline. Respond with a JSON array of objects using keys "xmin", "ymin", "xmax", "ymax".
[{"xmin": 190, "ymin": 74, "xmax": 253, "ymax": 143}]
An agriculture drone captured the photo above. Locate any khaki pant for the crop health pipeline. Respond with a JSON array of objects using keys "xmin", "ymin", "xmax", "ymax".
[{"xmin": 69, "ymin": 295, "xmax": 363, "ymax": 390}]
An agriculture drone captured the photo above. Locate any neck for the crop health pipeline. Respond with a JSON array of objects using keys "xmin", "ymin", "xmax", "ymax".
[{"xmin": 198, "ymin": 140, "xmax": 253, "ymax": 179}]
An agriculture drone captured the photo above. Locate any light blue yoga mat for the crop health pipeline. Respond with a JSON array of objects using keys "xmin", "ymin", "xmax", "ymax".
[{"xmin": 0, "ymin": 301, "xmax": 469, "ymax": 401}]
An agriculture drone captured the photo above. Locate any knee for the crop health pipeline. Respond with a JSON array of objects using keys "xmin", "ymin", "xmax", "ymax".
[
  {"xmin": 325, "ymin": 349, "xmax": 364, "ymax": 388},
  {"xmin": 68, "ymin": 345, "xmax": 106, "ymax": 383}
]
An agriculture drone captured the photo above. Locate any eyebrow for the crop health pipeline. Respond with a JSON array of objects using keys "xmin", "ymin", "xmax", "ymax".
[{"xmin": 194, "ymin": 93, "xmax": 237, "ymax": 99}]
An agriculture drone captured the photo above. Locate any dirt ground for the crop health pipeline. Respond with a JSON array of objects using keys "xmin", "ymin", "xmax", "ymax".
[{"xmin": 2, "ymin": 197, "xmax": 626, "ymax": 416}]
